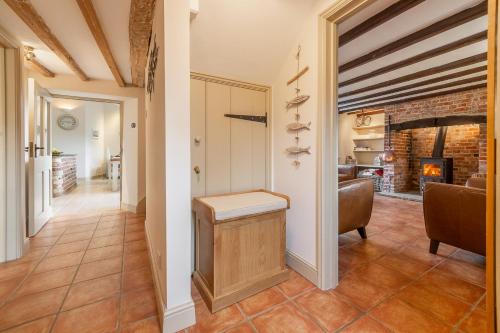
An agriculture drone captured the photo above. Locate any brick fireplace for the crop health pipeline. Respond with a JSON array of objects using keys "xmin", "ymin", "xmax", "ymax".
[{"xmin": 376, "ymin": 87, "xmax": 487, "ymax": 193}]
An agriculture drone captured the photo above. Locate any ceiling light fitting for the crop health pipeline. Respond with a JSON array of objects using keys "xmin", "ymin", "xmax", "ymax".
[{"xmin": 24, "ymin": 46, "xmax": 35, "ymax": 61}]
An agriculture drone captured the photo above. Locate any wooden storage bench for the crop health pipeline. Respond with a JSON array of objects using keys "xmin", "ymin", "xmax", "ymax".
[{"xmin": 192, "ymin": 190, "xmax": 290, "ymax": 312}]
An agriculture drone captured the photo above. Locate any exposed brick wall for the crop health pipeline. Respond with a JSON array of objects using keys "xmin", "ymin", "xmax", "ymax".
[
  {"xmin": 410, "ymin": 125, "xmax": 481, "ymax": 189},
  {"xmin": 479, "ymin": 123, "xmax": 487, "ymax": 173},
  {"xmin": 368, "ymin": 87, "xmax": 487, "ymax": 193},
  {"xmin": 383, "ymin": 130, "xmax": 412, "ymax": 192}
]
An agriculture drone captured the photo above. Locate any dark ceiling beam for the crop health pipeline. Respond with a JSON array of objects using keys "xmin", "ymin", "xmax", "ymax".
[
  {"xmin": 339, "ymin": 74, "xmax": 487, "ymax": 106},
  {"xmin": 389, "ymin": 114, "xmax": 487, "ymax": 131},
  {"xmin": 340, "ymin": 75, "xmax": 487, "ymax": 109},
  {"xmin": 4, "ymin": 0, "xmax": 89, "ymax": 81},
  {"xmin": 339, "ymin": 0, "xmax": 426, "ymax": 46},
  {"xmin": 339, "ymin": 1, "xmax": 487, "ymax": 73},
  {"xmin": 76, "ymin": 0, "xmax": 125, "ymax": 87},
  {"xmin": 129, "ymin": 0, "xmax": 156, "ymax": 88},
  {"xmin": 338, "ymin": 83, "xmax": 487, "ymax": 113},
  {"xmin": 340, "ymin": 65, "xmax": 487, "ymax": 99},
  {"xmin": 340, "ymin": 31, "xmax": 487, "ymax": 87},
  {"xmin": 339, "ymin": 53, "xmax": 487, "ymax": 98}
]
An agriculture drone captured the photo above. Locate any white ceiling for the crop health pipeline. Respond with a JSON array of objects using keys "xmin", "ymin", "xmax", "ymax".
[
  {"xmin": 337, "ymin": 0, "xmax": 487, "ymax": 112},
  {"xmin": 190, "ymin": 0, "xmax": 320, "ymax": 85},
  {"xmin": 0, "ymin": 0, "xmax": 132, "ymax": 82}
]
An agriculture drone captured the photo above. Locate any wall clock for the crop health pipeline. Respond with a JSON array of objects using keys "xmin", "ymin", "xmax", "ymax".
[{"xmin": 57, "ymin": 114, "xmax": 79, "ymax": 130}]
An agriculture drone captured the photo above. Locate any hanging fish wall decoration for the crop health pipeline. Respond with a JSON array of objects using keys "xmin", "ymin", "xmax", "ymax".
[
  {"xmin": 286, "ymin": 146, "xmax": 311, "ymax": 155},
  {"xmin": 287, "ymin": 121, "xmax": 311, "ymax": 131},
  {"xmin": 286, "ymin": 95, "xmax": 310, "ymax": 108}
]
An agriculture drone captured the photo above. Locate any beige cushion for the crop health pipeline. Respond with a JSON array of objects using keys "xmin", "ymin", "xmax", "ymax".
[{"xmin": 199, "ymin": 192, "xmax": 288, "ymax": 221}]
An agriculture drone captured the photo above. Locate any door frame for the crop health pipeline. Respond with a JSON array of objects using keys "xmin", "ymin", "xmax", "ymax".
[
  {"xmin": 0, "ymin": 28, "xmax": 25, "ymax": 262},
  {"xmin": 189, "ymin": 72, "xmax": 273, "ymax": 191},
  {"xmin": 48, "ymin": 94, "xmax": 124, "ymax": 208},
  {"xmin": 318, "ymin": 0, "xmax": 497, "ymax": 330},
  {"xmin": 317, "ymin": 0, "xmax": 373, "ymax": 291}
]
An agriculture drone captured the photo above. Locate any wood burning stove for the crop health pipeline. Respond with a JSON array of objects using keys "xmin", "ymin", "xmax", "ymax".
[{"xmin": 419, "ymin": 127, "xmax": 453, "ymax": 193}]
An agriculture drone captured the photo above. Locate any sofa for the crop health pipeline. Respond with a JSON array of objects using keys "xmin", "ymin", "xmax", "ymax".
[
  {"xmin": 338, "ymin": 178, "xmax": 374, "ymax": 239},
  {"xmin": 338, "ymin": 165, "xmax": 356, "ymax": 182},
  {"xmin": 423, "ymin": 179, "xmax": 486, "ymax": 256}
]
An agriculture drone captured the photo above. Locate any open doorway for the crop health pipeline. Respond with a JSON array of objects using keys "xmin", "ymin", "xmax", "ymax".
[
  {"xmin": 49, "ymin": 97, "xmax": 122, "ymax": 217},
  {"xmin": 319, "ymin": 0, "xmax": 493, "ymax": 331},
  {"xmin": 24, "ymin": 80, "xmax": 124, "ymax": 235}
]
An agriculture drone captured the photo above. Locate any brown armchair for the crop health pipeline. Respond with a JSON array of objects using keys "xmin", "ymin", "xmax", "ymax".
[
  {"xmin": 423, "ymin": 182, "xmax": 486, "ymax": 256},
  {"xmin": 339, "ymin": 165, "xmax": 356, "ymax": 182},
  {"xmin": 339, "ymin": 178, "xmax": 374, "ymax": 239}
]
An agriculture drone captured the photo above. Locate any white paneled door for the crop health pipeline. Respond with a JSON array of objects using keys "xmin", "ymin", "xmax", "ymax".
[
  {"xmin": 27, "ymin": 78, "xmax": 52, "ymax": 236},
  {"xmin": 190, "ymin": 77, "xmax": 268, "ymax": 197}
]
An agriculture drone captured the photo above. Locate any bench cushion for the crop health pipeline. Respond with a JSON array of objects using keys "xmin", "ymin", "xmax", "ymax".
[{"xmin": 199, "ymin": 192, "xmax": 288, "ymax": 221}]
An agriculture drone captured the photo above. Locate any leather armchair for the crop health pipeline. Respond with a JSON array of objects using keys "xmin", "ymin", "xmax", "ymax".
[
  {"xmin": 339, "ymin": 178, "xmax": 374, "ymax": 239},
  {"xmin": 423, "ymin": 182, "xmax": 486, "ymax": 256},
  {"xmin": 339, "ymin": 165, "xmax": 356, "ymax": 182}
]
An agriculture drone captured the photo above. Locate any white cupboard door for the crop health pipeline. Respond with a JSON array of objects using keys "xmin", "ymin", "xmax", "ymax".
[
  {"xmin": 205, "ymin": 82, "xmax": 231, "ymax": 195},
  {"xmin": 27, "ymin": 79, "xmax": 52, "ymax": 236},
  {"xmin": 190, "ymin": 78, "xmax": 206, "ymax": 198},
  {"xmin": 230, "ymin": 87, "xmax": 267, "ymax": 192}
]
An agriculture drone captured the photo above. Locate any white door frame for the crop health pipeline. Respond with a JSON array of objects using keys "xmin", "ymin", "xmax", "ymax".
[
  {"xmin": 317, "ymin": 0, "xmax": 373, "ymax": 289},
  {"xmin": 48, "ymin": 94, "xmax": 124, "ymax": 208},
  {"xmin": 0, "ymin": 28, "xmax": 26, "ymax": 262}
]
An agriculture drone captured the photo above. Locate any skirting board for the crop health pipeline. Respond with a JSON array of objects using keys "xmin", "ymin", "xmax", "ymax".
[
  {"xmin": 144, "ymin": 219, "xmax": 196, "ymax": 333},
  {"xmin": 122, "ymin": 197, "xmax": 146, "ymax": 214},
  {"xmin": 286, "ymin": 250, "xmax": 318, "ymax": 286},
  {"xmin": 144, "ymin": 219, "xmax": 167, "ymax": 328},
  {"xmin": 164, "ymin": 300, "xmax": 196, "ymax": 333}
]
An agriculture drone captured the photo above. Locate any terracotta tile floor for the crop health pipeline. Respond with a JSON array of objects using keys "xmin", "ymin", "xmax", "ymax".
[
  {"xmin": 0, "ymin": 210, "xmax": 161, "ymax": 333},
  {"xmin": 184, "ymin": 195, "xmax": 487, "ymax": 333}
]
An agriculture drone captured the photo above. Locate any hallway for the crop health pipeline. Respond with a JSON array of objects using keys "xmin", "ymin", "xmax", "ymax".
[
  {"xmin": 185, "ymin": 196, "xmax": 486, "ymax": 333},
  {"xmin": 0, "ymin": 210, "xmax": 159, "ymax": 333},
  {"xmin": 52, "ymin": 179, "xmax": 121, "ymax": 217}
]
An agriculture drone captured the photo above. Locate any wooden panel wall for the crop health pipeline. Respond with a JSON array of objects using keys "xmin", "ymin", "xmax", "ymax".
[
  {"xmin": 230, "ymin": 87, "xmax": 266, "ymax": 192},
  {"xmin": 191, "ymin": 78, "xmax": 268, "ymax": 197},
  {"xmin": 205, "ymin": 82, "xmax": 231, "ymax": 194},
  {"xmin": 190, "ymin": 79, "xmax": 206, "ymax": 197}
]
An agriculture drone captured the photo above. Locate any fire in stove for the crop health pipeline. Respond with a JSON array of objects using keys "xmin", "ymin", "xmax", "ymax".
[{"xmin": 422, "ymin": 163, "xmax": 442, "ymax": 177}]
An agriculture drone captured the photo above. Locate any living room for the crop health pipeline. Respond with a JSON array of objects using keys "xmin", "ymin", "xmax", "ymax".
[{"xmin": 336, "ymin": 0, "xmax": 487, "ymax": 331}]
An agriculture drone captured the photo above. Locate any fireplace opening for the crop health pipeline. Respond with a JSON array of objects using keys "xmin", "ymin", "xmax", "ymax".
[
  {"xmin": 419, "ymin": 127, "xmax": 453, "ymax": 193},
  {"xmin": 422, "ymin": 163, "xmax": 442, "ymax": 177}
]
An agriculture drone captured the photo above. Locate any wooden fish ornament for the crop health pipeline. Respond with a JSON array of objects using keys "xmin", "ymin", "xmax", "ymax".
[
  {"xmin": 287, "ymin": 121, "xmax": 311, "ymax": 131},
  {"xmin": 286, "ymin": 95, "xmax": 310, "ymax": 108},
  {"xmin": 286, "ymin": 146, "xmax": 311, "ymax": 155}
]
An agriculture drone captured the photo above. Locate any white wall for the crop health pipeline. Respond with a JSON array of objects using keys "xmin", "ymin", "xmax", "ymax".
[
  {"xmin": 52, "ymin": 106, "xmax": 87, "ymax": 178},
  {"xmin": 52, "ymin": 101, "xmax": 120, "ymax": 179},
  {"xmin": 271, "ymin": 0, "xmax": 342, "ymax": 272},
  {"xmin": 103, "ymin": 104, "xmax": 121, "ymax": 156},
  {"xmin": 145, "ymin": 0, "xmax": 194, "ymax": 332}
]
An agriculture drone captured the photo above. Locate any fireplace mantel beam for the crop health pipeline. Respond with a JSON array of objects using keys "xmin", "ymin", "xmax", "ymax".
[{"xmin": 389, "ymin": 114, "xmax": 487, "ymax": 131}]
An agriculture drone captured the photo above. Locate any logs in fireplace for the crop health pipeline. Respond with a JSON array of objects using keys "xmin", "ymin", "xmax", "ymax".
[{"xmin": 419, "ymin": 127, "xmax": 453, "ymax": 193}]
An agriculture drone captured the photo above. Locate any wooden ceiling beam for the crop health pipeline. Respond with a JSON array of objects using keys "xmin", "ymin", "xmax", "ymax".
[
  {"xmin": 339, "ymin": 1, "xmax": 487, "ymax": 73},
  {"xmin": 340, "ymin": 65, "xmax": 487, "ymax": 99},
  {"xmin": 341, "ymin": 31, "xmax": 487, "ymax": 87},
  {"xmin": 129, "ymin": 0, "xmax": 156, "ymax": 88},
  {"xmin": 26, "ymin": 58, "xmax": 55, "ymax": 78},
  {"xmin": 339, "ymin": 53, "xmax": 487, "ymax": 98},
  {"xmin": 4, "ymin": 0, "xmax": 89, "ymax": 81},
  {"xmin": 339, "ymin": 0, "xmax": 425, "ymax": 46},
  {"xmin": 338, "ymin": 83, "xmax": 486, "ymax": 113},
  {"xmin": 339, "ymin": 75, "xmax": 487, "ymax": 108},
  {"xmin": 76, "ymin": 0, "xmax": 125, "ymax": 87},
  {"xmin": 389, "ymin": 114, "xmax": 487, "ymax": 131}
]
